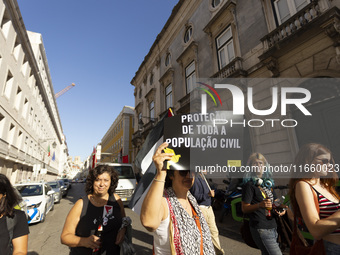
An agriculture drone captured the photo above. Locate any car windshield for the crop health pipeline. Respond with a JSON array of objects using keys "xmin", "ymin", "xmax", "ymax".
[
  {"xmin": 48, "ymin": 182, "xmax": 58, "ymax": 188},
  {"xmin": 16, "ymin": 185, "xmax": 43, "ymax": 196},
  {"xmin": 114, "ymin": 166, "xmax": 135, "ymax": 179}
]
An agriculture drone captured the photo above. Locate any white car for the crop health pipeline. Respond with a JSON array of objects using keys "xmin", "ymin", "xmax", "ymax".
[
  {"xmin": 47, "ymin": 181, "xmax": 62, "ymax": 203},
  {"xmin": 14, "ymin": 182, "xmax": 55, "ymax": 224}
]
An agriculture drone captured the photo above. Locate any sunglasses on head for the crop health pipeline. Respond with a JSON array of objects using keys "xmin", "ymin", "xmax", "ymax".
[{"xmin": 178, "ymin": 170, "xmax": 191, "ymax": 177}]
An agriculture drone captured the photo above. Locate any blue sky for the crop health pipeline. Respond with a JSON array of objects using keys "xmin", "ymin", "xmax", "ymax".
[{"xmin": 18, "ymin": 0, "xmax": 178, "ymax": 162}]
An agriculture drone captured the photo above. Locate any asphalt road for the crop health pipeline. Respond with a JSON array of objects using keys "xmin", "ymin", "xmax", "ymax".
[{"xmin": 26, "ymin": 182, "xmax": 263, "ymax": 255}]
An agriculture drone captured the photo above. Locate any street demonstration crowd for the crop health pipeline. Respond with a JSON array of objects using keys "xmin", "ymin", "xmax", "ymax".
[{"xmin": 1, "ymin": 142, "xmax": 339, "ymax": 255}]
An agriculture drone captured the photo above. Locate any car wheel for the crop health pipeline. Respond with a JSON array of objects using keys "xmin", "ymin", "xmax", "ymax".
[{"xmin": 41, "ymin": 206, "xmax": 47, "ymax": 223}]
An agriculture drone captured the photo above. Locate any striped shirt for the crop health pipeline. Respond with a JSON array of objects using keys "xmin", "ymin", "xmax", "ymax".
[{"xmin": 313, "ymin": 188, "xmax": 340, "ymax": 235}]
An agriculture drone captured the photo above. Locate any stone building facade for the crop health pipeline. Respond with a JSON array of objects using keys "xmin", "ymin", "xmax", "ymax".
[
  {"xmin": 130, "ymin": 0, "xmax": 340, "ymax": 177},
  {"xmin": 0, "ymin": 0, "xmax": 68, "ymax": 183}
]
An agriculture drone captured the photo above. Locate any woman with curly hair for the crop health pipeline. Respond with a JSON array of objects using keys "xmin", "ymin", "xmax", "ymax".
[
  {"xmin": 61, "ymin": 165, "xmax": 127, "ymax": 254},
  {"xmin": 289, "ymin": 143, "xmax": 340, "ymax": 255},
  {"xmin": 0, "ymin": 173, "xmax": 29, "ymax": 255}
]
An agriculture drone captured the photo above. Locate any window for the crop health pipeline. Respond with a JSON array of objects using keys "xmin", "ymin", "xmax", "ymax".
[
  {"xmin": 4, "ymin": 71, "xmax": 14, "ymax": 99},
  {"xmin": 216, "ymin": 27, "xmax": 235, "ymax": 69},
  {"xmin": 184, "ymin": 26, "xmax": 193, "ymax": 43},
  {"xmin": 212, "ymin": 0, "xmax": 221, "ymax": 8},
  {"xmin": 139, "ymin": 88, "xmax": 142, "ymax": 99},
  {"xmin": 33, "ymin": 114, "xmax": 37, "ymax": 130},
  {"xmin": 9, "ymin": 123, "xmax": 15, "ymax": 145},
  {"xmin": 185, "ymin": 61, "xmax": 196, "ymax": 94},
  {"xmin": 149, "ymin": 101, "xmax": 155, "ymax": 120},
  {"xmin": 165, "ymin": 53, "xmax": 171, "ymax": 67},
  {"xmin": 17, "ymin": 130, "xmax": 23, "ymax": 150},
  {"xmin": 24, "ymin": 136, "xmax": 28, "ymax": 152},
  {"xmin": 22, "ymin": 98, "xmax": 28, "ymax": 119},
  {"xmin": 28, "ymin": 107, "xmax": 33, "ymax": 124},
  {"xmin": 274, "ymin": 0, "xmax": 310, "ymax": 24},
  {"xmin": 0, "ymin": 113, "xmax": 5, "ymax": 138},
  {"xmin": 150, "ymin": 74, "xmax": 154, "ymax": 85},
  {"xmin": 165, "ymin": 84, "xmax": 173, "ymax": 109},
  {"xmin": 14, "ymin": 86, "xmax": 22, "ymax": 111}
]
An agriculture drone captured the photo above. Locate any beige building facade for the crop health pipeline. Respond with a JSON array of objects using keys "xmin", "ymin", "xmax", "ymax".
[
  {"xmin": 101, "ymin": 106, "xmax": 134, "ymax": 164},
  {"xmin": 131, "ymin": 0, "xmax": 340, "ymax": 177},
  {"xmin": 0, "ymin": 0, "xmax": 68, "ymax": 183}
]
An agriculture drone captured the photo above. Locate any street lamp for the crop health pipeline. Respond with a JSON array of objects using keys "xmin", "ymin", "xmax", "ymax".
[{"xmin": 38, "ymin": 138, "xmax": 57, "ymax": 148}]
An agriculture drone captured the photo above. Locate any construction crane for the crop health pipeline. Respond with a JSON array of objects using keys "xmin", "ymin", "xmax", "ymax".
[{"xmin": 55, "ymin": 83, "xmax": 75, "ymax": 98}]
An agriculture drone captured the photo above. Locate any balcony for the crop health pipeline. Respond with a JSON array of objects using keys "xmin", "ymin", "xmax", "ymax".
[
  {"xmin": 132, "ymin": 117, "xmax": 157, "ymax": 147},
  {"xmin": 132, "ymin": 130, "xmax": 142, "ymax": 147},
  {"xmin": 211, "ymin": 57, "xmax": 246, "ymax": 79},
  {"xmin": 260, "ymin": 1, "xmax": 339, "ymax": 60},
  {"xmin": 177, "ymin": 89, "xmax": 202, "ymax": 114}
]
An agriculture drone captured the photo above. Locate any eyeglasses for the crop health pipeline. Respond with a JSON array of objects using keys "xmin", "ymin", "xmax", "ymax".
[
  {"xmin": 178, "ymin": 170, "xmax": 191, "ymax": 177},
  {"xmin": 315, "ymin": 158, "xmax": 331, "ymax": 165}
]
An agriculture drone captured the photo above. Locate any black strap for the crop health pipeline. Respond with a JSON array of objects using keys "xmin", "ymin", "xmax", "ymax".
[
  {"xmin": 80, "ymin": 196, "xmax": 89, "ymax": 219},
  {"xmin": 6, "ymin": 213, "xmax": 18, "ymax": 252}
]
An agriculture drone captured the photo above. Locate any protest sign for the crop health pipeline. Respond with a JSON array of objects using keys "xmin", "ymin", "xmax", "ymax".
[{"xmin": 164, "ymin": 112, "xmax": 244, "ymax": 178}]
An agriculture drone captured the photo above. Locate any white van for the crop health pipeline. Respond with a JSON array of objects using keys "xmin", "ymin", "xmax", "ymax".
[{"xmin": 97, "ymin": 163, "xmax": 137, "ymax": 205}]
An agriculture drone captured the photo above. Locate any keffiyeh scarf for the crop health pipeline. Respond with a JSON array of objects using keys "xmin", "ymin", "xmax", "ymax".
[{"xmin": 164, "ymin": 187, "xmax": 215, "ymax": 255}]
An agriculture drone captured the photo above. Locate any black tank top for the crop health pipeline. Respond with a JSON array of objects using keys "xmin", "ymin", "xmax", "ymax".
[{"xmin": 70, "ymin": 195, "xmax": 122, "ymax": 255}]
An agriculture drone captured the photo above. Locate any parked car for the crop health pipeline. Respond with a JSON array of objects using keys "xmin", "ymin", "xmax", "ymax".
[
  {"xmin": 14, "ymin": 182, "xmax": 55, "ymax": 224},
  {"xmin": 61, "ymin": 178, "xmax": 71, "ymax": 190},
  {"xmin": 47, "ymin": 181, "xmax": 62, "ymax": 203},
  {"xmin": 57, "ymin": 179, "xmax": 68, "ymax": 197}
]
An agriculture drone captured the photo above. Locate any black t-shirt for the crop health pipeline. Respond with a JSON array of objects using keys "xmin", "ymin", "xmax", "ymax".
[
  {"xmin": 0, "ymin": 210, "xmax": 29, "ymax": 255},
  {"xmin": 70, "ymin": 195, "xmax": 122, "ymax": 255},
  {"xmin": 242, "ymin": 181, "xmax": 277, "ymax": 229}
]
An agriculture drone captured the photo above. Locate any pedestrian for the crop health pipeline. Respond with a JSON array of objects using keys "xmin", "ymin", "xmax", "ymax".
[
  {"xmin": 289, "ymin": 143, "xmax": 340, "ymax": 254},
  {"xmin": 190, "ymin": 171, "xmax": 225, "ymax": 255},
  {"xmin": 60, "ymin": 165, "xmax": 130, "ymax": 254},
  {"xmin": 140, "ymin": 142, "xmax": 215, "ymax": 254},
  {"xmin": 241, "ymin": 153, "xmax": 285, "ymax": 255},
  {"xmin": 0, "ymin": 173, "xmax": 29, "ymax": 255}
]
